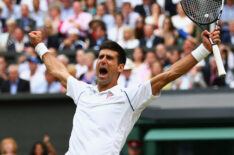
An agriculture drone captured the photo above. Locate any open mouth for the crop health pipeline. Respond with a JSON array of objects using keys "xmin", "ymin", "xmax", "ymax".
[{"xmin": 99, "ymin": 68, "xmax": 108, "ymax": 78}]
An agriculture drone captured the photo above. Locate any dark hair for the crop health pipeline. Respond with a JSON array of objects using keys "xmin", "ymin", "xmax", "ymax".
[
  {"xmin": 100, "ymin": 40, "xmax": 126, "ymax": 65},
  {"xmin": 96, "ymin": 21, "xmax": 106, "ymax": 32},
  {"xmin": 29, "ymin": 141, "xmax": 48, "ymax": 155}
]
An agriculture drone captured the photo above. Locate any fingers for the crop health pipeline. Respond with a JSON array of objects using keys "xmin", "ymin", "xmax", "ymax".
[{"xmin": 210, "ymin": 27, "xmax": 221, "ymax": 45}]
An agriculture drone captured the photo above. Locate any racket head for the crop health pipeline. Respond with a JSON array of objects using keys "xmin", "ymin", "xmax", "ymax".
[{"xmin": 180, "ymin": 0, "xmax": 224, "ymax": 26}]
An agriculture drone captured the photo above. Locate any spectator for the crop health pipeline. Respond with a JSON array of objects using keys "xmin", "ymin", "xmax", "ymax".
[
  {"xmin": 122, "ymin": 1, "xmax": 139, "ymax": 28},
  {"xmin": 172, "ymin": 3, "xmax": 194, "ymax": 35},
  {"xmin": 220, "ymin": 0, "xmax": 234, "ymax": 31},
  {"xmin": 102, "ymin": 0, "xmax": 116, "ymax": 31},
  {"xmin": 84, "ymin": 0, "xmax": 96, "ymax": 16},
  {"xmin": 30, "ymin": 0, "xmax": 45, "ymax": 28},
  {"xmin": 89, "ymin": 21, "xmax": 108, "ymax": 50},
  {"xmin": 140, "ymin": 24, "xmax": 164, "ymax": 48},
  {"xmin": 21, "ymin": 0, "xmax": 48, "ymax": 12},
  {"xmin": 44, "ymin": 70, "xmax": 61, "ymax": 93},
  {"xmin": 134, "ymin": 16, "xmax": 144, "ymax": 40},
  {"xmin": 48, "ymin": 47, "xmax": 58, "ymax": 57},
  {"xmin": 174, "ymin": 39, "xmax": 207, "ymax": 89},
  {"xmin": 60, "ymin": 0, "xmax": 73, "ymax": 21},
  {"xmin": 149, "ymin": 61, "xmax": 163, "ymax": 79},
  {"xmin": 36, "ymin": 26, "xmax": 60, "ymax": 49},
  {"xmin": 134, "ymin": 0, "xmax": 152, "ymax": 17},
  {"xmin": 108, "ymin": 12, "xmax": 125, "ymax": 42},
  {"xmin": 57, "ymin": 54, "xmax": 69, "ymax": 67},
  {"xmin": 0, "ymin": 18, "xmax": 16, "ymax": 52},
  {"xmin": 145, "ymin": 2, "xmax": 165, "ymax": 30},
  {"xmin": 59, "ymin": 28, "xmax": 86, "ymax": 51},
  {"xmin": 156, "ymin": 0, "xmax": 177, "ymax": 16},
  {"xmin": 0, "ymin": 137, "xmax": 18, "ymax": 155},
  {"xmin": 20, "ymin": 57, "xmax": 47, "ymax": 94},
  {"xmin": 79, "ymin": 52, "xmax": 96, "ymax": 85},
  {"xmin": 209, "ymin": 56, "xmax": 226, "ymax": 87},
  {"xmin": 221, "ymin": 20, "xmax": 234, "ymax": 44},
  {"xmin": 219, "ymin": 44, "xmax": 234, "ymax": 88},
  {"xmin": 1, "ymin": 0, "xmax": 21, "ymax": 19},
  {"xmin": 75, "ymin": 49, "xmax": 88, "ymax": 78},
  {"xmin": 127, "ymin": 140, "xmax": 142, "ymax": 155},
  {"xmin": 118, "ymin": 25, "xmax": 140, "ymax": 49},
  {"xmin": 16, "ymin": 4, "xmax": 36, "ymax": 33},
  {"xmin": 9, "ymin": 27, "xmax": 29, "ymax": 53},
  {"xmin": 0, "ymin": 56, "xmax": 8, "ymax": 90},
  {"xmin": 1, "ymin": 64, "xmax": 30, "ymax": 94},
  {"xmin": 67, "ymin": 64, "xmax": 77, "ymax": 78},
  {"xmin": 140, "ymin": 51, "xmax": 157, "ymax": 81},
  {"xmin": 154, "ymin": 16, "xmax": 178, "ymax": 46},
  {"xmin": 29, "ymin": 141, "xmax": 48, "ymax": 155},
  {"xmin": 155, "ymin": 43, "xmax": 170, "ymax": 66},
  {"xmin": 132, "ymin": 47, "xmax": 146, "ymax": 81},
  {"xmin": 45, "ymin": 5, "xmax": 62, "ymax": 35},
  {"xmin": 118, "ymin": 58, "xmax": 141, "ymax": 88},
  {"xmin": 60, "ymin": 1, "xmax": 92, "ymax": 37},
  {"xmin": 163, "ymin": 49, "xmax": 181, "ymax": 90}
]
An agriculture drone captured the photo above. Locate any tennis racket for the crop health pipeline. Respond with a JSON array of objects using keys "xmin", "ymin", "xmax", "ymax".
[{"xmin": 180, "ymin": 0, "xmax": 226, "ymax": 76}]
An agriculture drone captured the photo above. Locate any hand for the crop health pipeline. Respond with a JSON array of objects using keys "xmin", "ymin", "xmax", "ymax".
[
  {"xmin": 28, "ymin": 31, "xmax": 43, "ymax": 47},
  {"xmin": 201, "ymin": 27, "xmax": 221, "ymax": 51},
  {"xmin": 43, "ymin": 135, "xmax": 50, "ymax": 144}
]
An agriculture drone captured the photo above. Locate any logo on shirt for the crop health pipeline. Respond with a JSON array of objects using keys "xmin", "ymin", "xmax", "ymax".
[{"xmin": 106, "ymin": 92, "xmax": 114, "ymax": 99}]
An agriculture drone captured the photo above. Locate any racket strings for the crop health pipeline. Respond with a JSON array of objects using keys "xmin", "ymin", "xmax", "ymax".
[{"xmin": 181, "ymin": 0, "xmax": 222, "ymax": 24}]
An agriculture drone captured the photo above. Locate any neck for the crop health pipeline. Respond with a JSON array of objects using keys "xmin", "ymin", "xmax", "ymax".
[{"xmin": 98, "ymin": 82, "xmax": 117, "ymax": 92}]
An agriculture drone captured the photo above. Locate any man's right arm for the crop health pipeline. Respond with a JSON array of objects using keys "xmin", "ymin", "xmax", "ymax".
[{"xmin": 29, "ymin": 31, "xmax": 70, "ymax": 88}]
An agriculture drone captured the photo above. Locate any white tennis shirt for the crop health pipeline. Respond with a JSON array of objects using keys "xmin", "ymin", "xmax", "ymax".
[{"xmin": 65, "ymin": 76, "xmax": 159, "ymax": 155}]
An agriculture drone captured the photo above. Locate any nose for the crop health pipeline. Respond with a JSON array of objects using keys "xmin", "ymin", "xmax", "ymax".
[{"xmin": 100, "ymin": 56, "xmax": 107, "ymax": 65}]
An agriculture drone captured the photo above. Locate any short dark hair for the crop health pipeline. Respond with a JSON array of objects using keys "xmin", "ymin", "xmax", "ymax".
[{"xmin": 100, "ymin": 41, "xmax": 126, "ymax": 65}]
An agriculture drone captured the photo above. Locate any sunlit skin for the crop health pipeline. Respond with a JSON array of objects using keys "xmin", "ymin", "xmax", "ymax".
[{"xmin": 96, "ymin": 49, "xmax": 124, "ymax": 92}]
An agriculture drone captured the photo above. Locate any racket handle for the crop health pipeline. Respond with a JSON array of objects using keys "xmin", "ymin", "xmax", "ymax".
[{"xmin": 212, "ymin": 44, "xmax": 226, "ymax": 76}]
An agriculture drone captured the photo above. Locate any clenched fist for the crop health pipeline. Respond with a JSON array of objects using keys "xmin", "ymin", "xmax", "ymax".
[
  {"xmin": 28, "ymin": 31, "xmax": 43, "ymax": 47},
  {"xmin": 201, "ymin": 27, "xmax": 221, "ymax": 51}
]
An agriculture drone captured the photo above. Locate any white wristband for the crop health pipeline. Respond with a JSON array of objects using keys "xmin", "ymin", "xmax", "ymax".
[
  {"xmin": 191, "ymin": 44, "xmax": 210, "ymax": 62},
  {"xmin": 35, "ymin": 43, "xmax": 49, "ymax": 59}
]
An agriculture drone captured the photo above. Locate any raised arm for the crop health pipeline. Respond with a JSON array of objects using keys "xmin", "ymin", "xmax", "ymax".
[
  {"xmin": 151, "ymin": 28, "xmax": 221, "ymax": 95},
  {"xmin": 29, "ymin": 31, "xmax": 70, "ymax": 88}
]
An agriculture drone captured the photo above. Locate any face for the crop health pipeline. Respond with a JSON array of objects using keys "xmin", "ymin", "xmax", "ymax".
[
  {"xmin": 29, "ymin": 61, "xmax": 37, "ymax": 72},
  {"xmin": 128, "ymin": 148, "xmax": 141, "ymax": 155},
  {"xmin": 33, "ymin": 0, "xmax": 39, "ymax": 10},
  {"xmin": 95, "ymin": 26, "xmax": 105, "ymax": 39},
  {"xmin": 8, "ymin": 66, "xmax": 19, "ymax": 82},
  {"xmin": 21, "ymin": 4, "xmax": 29, "ymax": 17},
  {"xmin": 151, "ymin": 62, "xmax": 162, "ymax": 76},
  {"xmin": 73, "ymin": 1, "xmax": 82, "ymax": 14},
  {"xmin": 151, "ymin": 3, "xmax": 160, "ymax": 15},
  {"xmin": 2, "ymin": 142, "xmax": 14, "ymax": 153},
  {"xmin": 62, "ymin": 0, "xmax": 71, "ymax": 8},
  {"xmin": 14, "ymin": 28, "xmax": 24, "ymax": 41},
  {"xmin": 182, "ymin": 39, "xmax": 195, "ymax": 56},
  {"xmin": 133, "ymin": 48, "xmax": 144, "ymax": 62},
  {"xmin": 145, "ymin": 52, "xmax": 156, "ymax": 65},
  {"xmin": 155, "ymin": 44, "xmax": 167, "ymax": 59},
  {"xmin": 76, "ymin": 50, "xmax": 85, "ymax": 64},
  {"xmin": 144, "ymin": 24, "xmax": 154, "ymax": 38},
  {"xmin": 35, "ymin": 144, "xmax": 44, "ymax": 155},
  {"xmin": 123, "ymin": 30, "xmax": 132, "ymax": 40},
  {"xmin": 122, "ymin": 3, "xmax": 131, "ymax": 14},
  {"xmin": 115, "ymin": 14, "xmax": 123, "ymax": 26},
  {"xmin": 96, "ymin": 49, "xmax": 124, "ymax": 86},
  {"xmin": 169, "ymin": 50, "xmax": 180, "ymax": 64},
  {"xmin": 0, "ymin": 57, "xmax": 7, "ymax": 71},
  {"xmin": 96, "ymin": 4, "xmax": 105, "ymax": 16}
]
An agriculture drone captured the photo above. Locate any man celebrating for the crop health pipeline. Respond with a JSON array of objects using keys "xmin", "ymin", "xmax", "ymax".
[{"xmin": 28, "ymin": 27, "xmax": 221, "ymax": 155}]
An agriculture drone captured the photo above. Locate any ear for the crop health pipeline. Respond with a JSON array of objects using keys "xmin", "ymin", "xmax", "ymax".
[{"xmin": 118, "ymin": 64, "xmax": 124, "ymax": 73}]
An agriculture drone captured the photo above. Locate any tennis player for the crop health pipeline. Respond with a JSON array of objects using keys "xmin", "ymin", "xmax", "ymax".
[{"xmin": 29, "ymin": 27, "xmax": 221, "ymax": 155}]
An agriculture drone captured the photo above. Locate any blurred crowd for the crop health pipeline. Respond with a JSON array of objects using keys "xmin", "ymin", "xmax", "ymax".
[
  {"xmin": 0, "ymin": 136, "xmax": 57, "ymax": 155},
  {"xmin": 0, "ymin": 0, "xmax": 233, "ymax": 94}
]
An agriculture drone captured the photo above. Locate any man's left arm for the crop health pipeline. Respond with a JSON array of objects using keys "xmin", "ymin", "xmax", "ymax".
[{"xmin": 150, "ymin": 28, "xmax": 221, "ymax": 95}]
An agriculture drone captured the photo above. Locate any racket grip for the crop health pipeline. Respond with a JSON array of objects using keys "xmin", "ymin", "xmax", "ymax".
[{"xmin": 212, "ymin": 44, "xmax": 226, "ymax": 76}]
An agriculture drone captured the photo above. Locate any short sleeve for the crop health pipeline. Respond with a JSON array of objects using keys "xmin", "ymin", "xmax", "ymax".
[
  {"xmin": 66, "ymin": 76, "xmax": 88, "ymax": 105},
  {"xmin": 125, "ymin": 80, "xmax": 160, "ymax": 111}
]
